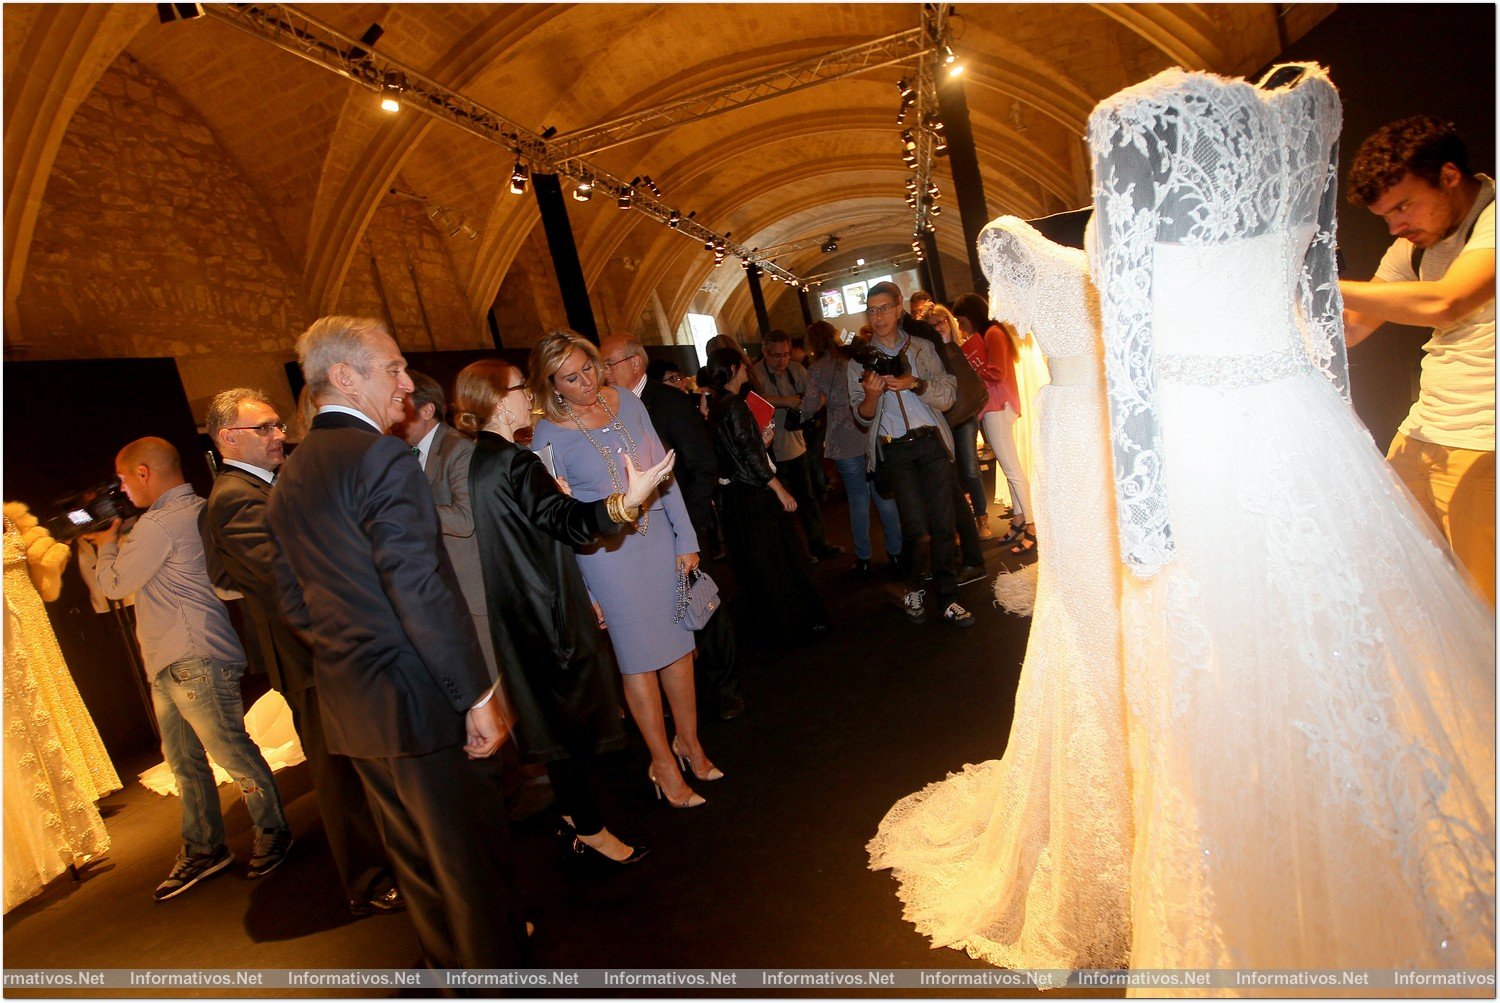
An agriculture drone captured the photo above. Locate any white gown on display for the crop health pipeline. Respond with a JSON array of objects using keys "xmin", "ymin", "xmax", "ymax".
[
  {"xmin": 3, "ymin": 521, "xmax": 119, "ymax": 912},
  {"xmin": 1089, "ymin": 62, "xmax": 1495, "ymax": 974},
  {"xmin": 868, "ymin": 216, "xmax": 1131, "ymax": 977}
]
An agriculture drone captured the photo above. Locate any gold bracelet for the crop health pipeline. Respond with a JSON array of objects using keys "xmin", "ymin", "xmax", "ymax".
[{"xmin": 607, "ymin": 493, "xmax": 636, "ymax": 526}]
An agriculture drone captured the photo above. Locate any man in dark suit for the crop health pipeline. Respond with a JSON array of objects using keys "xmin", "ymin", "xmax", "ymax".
[
  {"xmin": 200, "ymin": 387, "xmax": 402, "ymax": 918},
  {"xmin": 392, "ymin": 371, "xmax": 555, "ymax": 819},
  {"xmin": 600, "ymin": 334, "xmax": 745, "ymax": 720},
  {"xmin": 267, "ymin": 317, "xmax": 527, "ymax": 968}
]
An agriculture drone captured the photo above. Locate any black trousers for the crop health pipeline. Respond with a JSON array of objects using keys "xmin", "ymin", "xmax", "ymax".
[
  {"xmin": 694, "ymin": 603, "xmax": 741, "ymax": 703},
  {"xmin": 874, "ymin": 430, "xmax": 960, "ymax": 602},
  {"xmin": 350, "ymin": 747, "xmax": 528, "ymax": 969},
  {"xmin": 281, "ymin": 685, "xmax": 391, "ymax": 901},
  {"xmin": 546, "ymin": 757, "xmax": 604, "ymax": 837},
  {"xmin": 777, "ymin": 452, "xmax": 832, "ymax": 551}
]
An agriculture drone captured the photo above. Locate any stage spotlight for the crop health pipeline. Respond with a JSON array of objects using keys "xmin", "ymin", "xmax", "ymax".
[
  {"xmin": 944, "ymin": 45, "xmax": 964, "ymax": 77},
  {"xmin": 572, "ymin": 175, "xmax": 594, "ymax": 201},
  {"xmin": 902, "ymin": 130, "xmax": 917, "ymax": 152},
  {"xmin": 540, "ymin": 125, "xmax": 558, "ymax": 139},
  {"xmin": 617, "ymin": 188, "xmax": 633, "ymax": 209},
  {"xmin": 897, "ymin": 78, "xmax": 915, "ymax": 101},
  {"xmin": 380, "ymin": 83, "xmax": 401, "ymax": 113},
  {"xmin": 156, "ymin": 3, "xmax": 205, "ymax": 23},
  {"xmin": 924, "ymin": 114, "xmax": 945, "ymax": 132},
  {"xmin": 934, "ymin": 135, "xmax": 949, "ymax": 155},
  {"xmin": 668, "ymin": 209, "xmax": 681, "ymax": 228},
  {"xmin": 509, "ymin": 161, "xmax": 529, "ymax": 196}
]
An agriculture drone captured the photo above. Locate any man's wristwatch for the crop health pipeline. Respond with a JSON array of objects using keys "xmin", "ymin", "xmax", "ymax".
[{"xmin": 911, "ymin": 377, "xmax": 928, "ymax": 396}]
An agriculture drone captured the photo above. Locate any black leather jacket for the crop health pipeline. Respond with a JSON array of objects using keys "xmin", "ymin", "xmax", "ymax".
[{"xmin": 708, "ymin": 392, "xmax": 776, "ymax": 488}]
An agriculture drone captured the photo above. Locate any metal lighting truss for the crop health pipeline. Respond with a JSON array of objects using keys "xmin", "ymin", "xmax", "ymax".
[
  {"xmin": 549, "ymin": 28, "xmax": 929, "ymax": 159},
  {"xmin": 754, "ymin": 213, "xmax": 915, "ymax": 260},
  {"xmin": 802, "ymin": 250, "xmax": 922, "ymax": 289},
  {"xmin": 202, "ymin": 2, "xmax": 805, "ymax": 283},
  {"xmin": 908, "ymin": 4, "xmax": 952, "ymax": 252}
]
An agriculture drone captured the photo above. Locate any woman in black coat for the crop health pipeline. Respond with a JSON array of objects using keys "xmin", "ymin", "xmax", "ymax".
[
  {"xmin": 454, "ymin": 359, "xmax": 675, "ymax": 866},
  {"xmin": 700, "ymin": 348, "xmax": 829, "ymax": 640}
]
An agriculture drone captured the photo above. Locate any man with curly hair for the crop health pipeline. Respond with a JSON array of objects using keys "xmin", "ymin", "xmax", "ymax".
[{"xmin": 1341, "ymin": 116, "xmax": 1495, "ymax": 606}]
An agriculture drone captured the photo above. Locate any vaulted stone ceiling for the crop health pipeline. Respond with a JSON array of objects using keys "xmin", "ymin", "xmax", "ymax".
[{"xmin": 6, "ymin": 3, "xmax": 1335, "ymax": 349}]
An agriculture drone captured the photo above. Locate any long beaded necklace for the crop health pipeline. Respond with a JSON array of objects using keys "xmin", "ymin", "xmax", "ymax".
[{"xmin": 560, "ymin": 393, "xmax": 649, "ymax": 534}]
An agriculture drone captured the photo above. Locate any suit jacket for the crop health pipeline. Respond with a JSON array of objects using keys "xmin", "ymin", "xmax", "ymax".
[
  {"xmin": 422, "ymin": 423, "xmax": 484, "ymax": 616},
  {"xmin": 268, "ymin": 410, "xmax": 490, "ymax": 759},
  {"xmin": 638, "ymin": 379, "xmax": 717, "ymax": 546},
  {"xmin": 200, "ymin": 467, "xmax": 315, "ymax": 695}
]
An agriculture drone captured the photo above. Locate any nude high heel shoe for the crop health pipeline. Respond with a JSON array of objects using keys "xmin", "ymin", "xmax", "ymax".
[
  {"xmin": 647, "ymin": 765, "xmax": 706, "ymax": 808},
  {"xmin": 671, "ymin": 736, "xmax": 724, "ymax": 781}
]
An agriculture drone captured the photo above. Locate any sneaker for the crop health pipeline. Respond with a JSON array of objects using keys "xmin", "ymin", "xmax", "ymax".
[
  {"xmin": 154, "ymin": 845, "xmax": 233, "ymax": 901},
  {"xmin": 902, "ymin": 589, "xmax": 927, "ymax": 624},
  {"xmin": 246, "ymin": 828, "xmax": 294, "ymax": 879},
  {"xmin": 942, "ymin": 602, "xmax": 976, "ymax": 627},
  {"xmin": 976, "ymin": 516, "xmax": 994, "ymax": 541},
  {"xmin": 956, "ymin": 564, "xmax": 988, "ymax": 587}
]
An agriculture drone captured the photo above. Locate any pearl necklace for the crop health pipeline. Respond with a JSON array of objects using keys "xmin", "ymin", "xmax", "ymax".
[{"xmin": 561, "ymin": 393, "xmax": 649, "ymax": 534}]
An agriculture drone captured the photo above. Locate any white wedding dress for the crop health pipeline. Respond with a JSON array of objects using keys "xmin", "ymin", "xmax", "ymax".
[
  {"xmin": 1089, "ymin": 62, "xmax": 1495, "ymax": 975},
  {"xmin": 868, "ymin": 216, "xmax": 1132, "ymax": 977}
]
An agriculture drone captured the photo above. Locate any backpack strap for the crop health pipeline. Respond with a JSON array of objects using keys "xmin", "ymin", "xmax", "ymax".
[{"xmin": 1410, "ymin": 213, "xmax": 1481, "ymax": 276}]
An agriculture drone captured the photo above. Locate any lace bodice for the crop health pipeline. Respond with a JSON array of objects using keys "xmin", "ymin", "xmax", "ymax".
[
  {"xmin": 978, "ymin": 215, "xmax": 1101, "ymax": 368},
  {"xmin": 1087, "ymin": 62, "xmax": 1349, "ymax": 576}
]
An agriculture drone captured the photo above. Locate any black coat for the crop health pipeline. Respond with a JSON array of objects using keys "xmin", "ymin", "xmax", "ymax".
[
  {"xmin": 200, "ymin": 467, "xmax": 315, "ymax": 695},
  {"xmin": 469, "ymin": 431, "xmax": 627, "ymax": 763},
  {"xmin": 638, "ymin": 380, "xmax": 717, "ymax": 546},
  {"xmin": 268, "ymin": 410, "xmax": 490, "ymax": 759}
]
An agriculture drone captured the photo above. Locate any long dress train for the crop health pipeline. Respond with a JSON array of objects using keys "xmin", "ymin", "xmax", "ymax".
[
  {"xmin": 1088, "ymin": 62, "xmax": 1495, "ymax": 975},
  {"xmin": 868, "ymin": 216, "xmax": 1132, "ymax": 977}
]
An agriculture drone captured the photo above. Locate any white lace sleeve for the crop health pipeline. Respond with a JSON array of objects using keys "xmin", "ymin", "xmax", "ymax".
[
  {"xmin": 1088, "ymin": 98, "xmax": 1175, "ymax": 577},
  {"xmin": 1299, "ymin": 91, "xmax": 1351, "ymax": 400}
]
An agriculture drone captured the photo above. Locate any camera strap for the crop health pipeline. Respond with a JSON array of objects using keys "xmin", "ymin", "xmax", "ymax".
[{"xmin": 893, "ymin": 336, "xmax": 913, "ymax": 432}]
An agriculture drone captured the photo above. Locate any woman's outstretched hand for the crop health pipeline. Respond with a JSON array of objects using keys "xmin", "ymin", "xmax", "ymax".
[{"xmin": 622, "ymin": 449, "xmax": 676, "ymax": 511}]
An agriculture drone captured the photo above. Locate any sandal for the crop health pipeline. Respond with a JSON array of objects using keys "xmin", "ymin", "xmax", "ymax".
[
  {"xmin": 1008, "ymin": 529, "xmax": 1037, "ymax": 555},
  {"xmin": 996, "ymin": 522, "xmax": 1025, "ymax": 547}
]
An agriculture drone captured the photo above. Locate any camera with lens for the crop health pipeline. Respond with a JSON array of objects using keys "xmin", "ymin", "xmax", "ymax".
[
  {"xmin": 43, "ymin": 478, "xmax": 141, "ymax": 541},
  {"xmin": 849, "ymin": 342, "xmax": 908, "ymax": 379}
]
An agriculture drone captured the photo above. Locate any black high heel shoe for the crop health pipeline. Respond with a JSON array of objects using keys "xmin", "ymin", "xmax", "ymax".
[{"xmin": 569, "ymin": 835, "xmax": 650, "ymax": 869}]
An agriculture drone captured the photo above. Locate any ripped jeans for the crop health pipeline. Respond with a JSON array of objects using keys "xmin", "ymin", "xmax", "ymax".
[{"xmin": 151, "ymin": 657, "xmax": 286, "ymax": 855}]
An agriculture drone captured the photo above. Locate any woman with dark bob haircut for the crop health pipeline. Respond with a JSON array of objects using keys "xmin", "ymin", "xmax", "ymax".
[{"xmin": 700, "ymin": 348, "xmax": 829, "ymax": 639}]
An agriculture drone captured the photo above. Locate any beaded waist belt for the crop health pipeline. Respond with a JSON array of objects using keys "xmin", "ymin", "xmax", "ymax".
[{"xmin": 1156, "ymin": 347, "xmax": 1309, "ymax": 389}]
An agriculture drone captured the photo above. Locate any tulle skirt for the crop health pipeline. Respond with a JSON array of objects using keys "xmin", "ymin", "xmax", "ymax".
[{"xmin": 1123, "ymin": 369, "xmax": 1495, "ymax": 978}]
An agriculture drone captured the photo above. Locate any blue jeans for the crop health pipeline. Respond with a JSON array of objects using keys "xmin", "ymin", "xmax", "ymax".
[
  {"xmin": 834, "ymin": 454, "xmax": 903, "ymax": 561},
  {"xmin": 952, "ymin": 417, "xmax": 988, "ymax": 518},
  {"xmin": 151, "ymin": 656, "xmax": 286, "ymax": 855}
]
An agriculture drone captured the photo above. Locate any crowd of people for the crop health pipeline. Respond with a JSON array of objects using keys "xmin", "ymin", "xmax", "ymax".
[{"xmin": 78, "ymin": 276, "xmax": 1037, "ymax": 967}]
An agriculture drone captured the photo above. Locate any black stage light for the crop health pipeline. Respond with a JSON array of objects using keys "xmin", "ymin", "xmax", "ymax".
[
  {"xmin": 572, "ymin": 175, "xmax": 594, "ymax": 201},
  {"xmin": 509, "ymin": 161, "xmax": 529, "ymax": 196},
  {"xmin": 540, "ymin": 125, "xmax": 558, "ymax": 139},
  {"xmin": 897, "ymin": 78, "xmax": 915, "ymax": 101},
  {"xmin": 668, "ymin": 210, "xmax": 681, "ymax": 228},
  {"xmin": 156, "ymin": 3, "xmax": 205, "ymax": 23},
  {"xmin": 618, "ymin": 188, "xmax": 633, "ymax": 209}
]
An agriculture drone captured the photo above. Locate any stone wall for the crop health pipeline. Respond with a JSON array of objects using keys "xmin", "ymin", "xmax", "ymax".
[
  {"xmin": 490, "ymin": 224, "xmax": 570, "ymax": 348},
  {"xmin": 334, "ymin": 196, "xmax": 488, "ymax": 354},
  {"xmin": 14, "ymin": 56, "xmax": 310, "ymax": 419}
]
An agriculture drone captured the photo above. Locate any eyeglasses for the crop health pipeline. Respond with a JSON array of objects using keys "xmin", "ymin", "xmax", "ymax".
[
  {"xmin": 503, "ymin": 382, "xmax": 531, "ymax": 395},
  {"xmin": 226, "ymin": 421, "xmax": 287, "ymax": 436},
  {"xmin": 867, "ymin": 303, "xmax": 899, "ymax": 317},
  {"xmin": 602, "ymin": 355, "xmax": 639, "ymax": 368}
]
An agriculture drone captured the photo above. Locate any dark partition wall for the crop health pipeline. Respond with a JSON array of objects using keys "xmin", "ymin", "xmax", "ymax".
[
  {"xmin": 1273, "ymin": 4, "xmax": 1495, "ymax": 451},
  {"xmin": 3, "ymin": 358, "xmax": 211, "ymax": 760}
]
